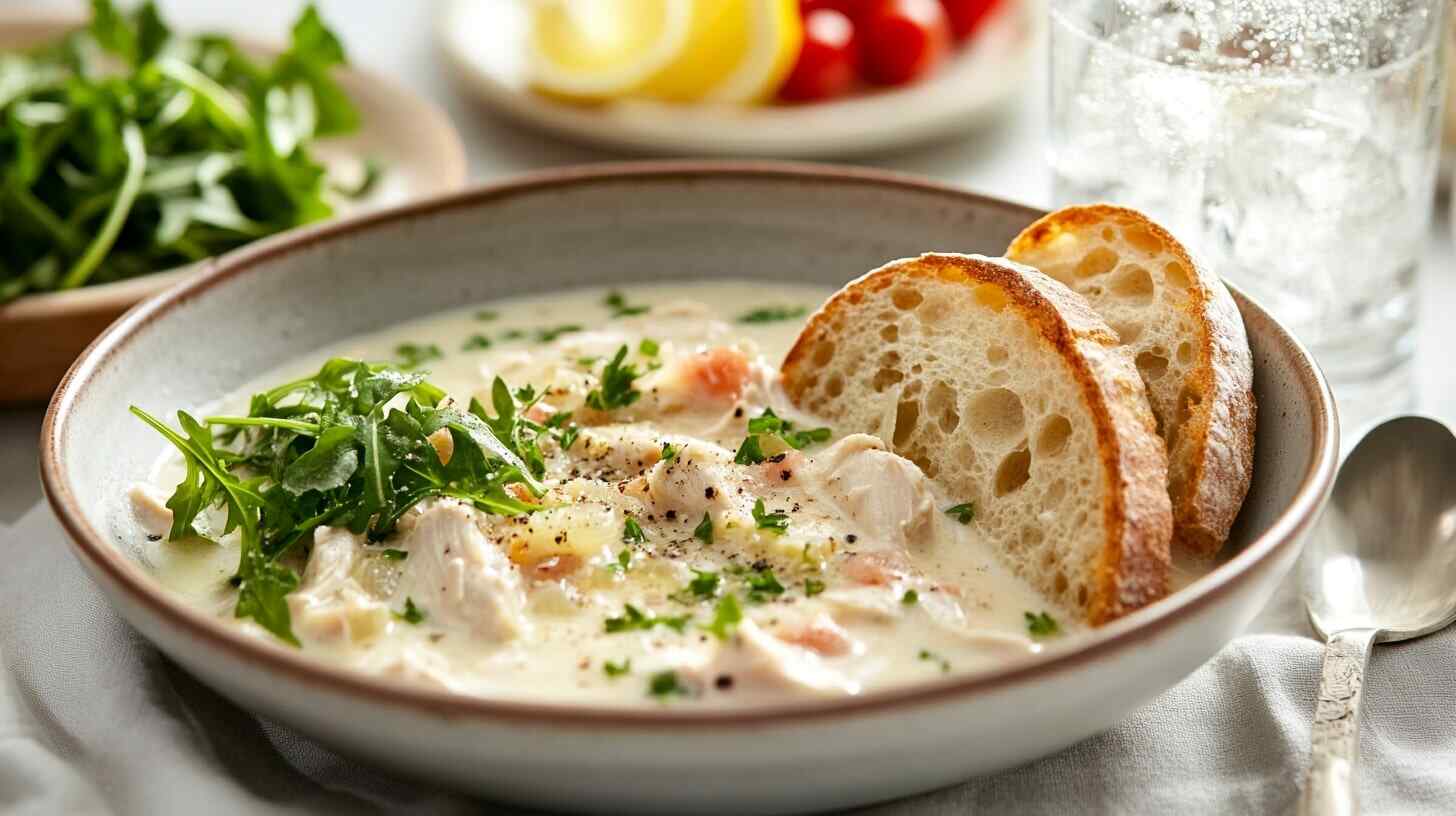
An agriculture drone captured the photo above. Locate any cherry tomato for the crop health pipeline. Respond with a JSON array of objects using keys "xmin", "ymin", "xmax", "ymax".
[
  {"xmin": 938, "ymin": 0, "xmax": 1001, "ymax": 41},
  {"xmin": 800, "ymin": 0, "xmax": 878, "ymax": 20},
  {"xmin": 859, "ymin": 0, "xmax": 951, "ymax": 86},
  {"xmin": 779, "ymin": 9, "xmax": 860, "ymax": 101}
]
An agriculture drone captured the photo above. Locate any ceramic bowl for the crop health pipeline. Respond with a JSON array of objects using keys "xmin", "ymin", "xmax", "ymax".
[{"xmin": 41, "ymin": 163, "xmax": 1339, "ymax": 815}]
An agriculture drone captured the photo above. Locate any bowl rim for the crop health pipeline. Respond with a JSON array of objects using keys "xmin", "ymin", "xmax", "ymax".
[{"xmin": 40, "ymin": 160, "xmax": 1340, "ymax": 728}]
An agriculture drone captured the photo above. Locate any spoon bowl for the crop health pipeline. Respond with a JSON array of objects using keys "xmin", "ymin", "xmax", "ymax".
[{"xmin": 1303, "ymin": 415, "xmax": 1456, "ymax": 641}]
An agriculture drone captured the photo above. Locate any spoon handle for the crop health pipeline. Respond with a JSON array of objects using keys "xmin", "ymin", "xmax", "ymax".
[{"xmin": 1299, "ymin": 627, "xmax": 1379, "ymax": 816}]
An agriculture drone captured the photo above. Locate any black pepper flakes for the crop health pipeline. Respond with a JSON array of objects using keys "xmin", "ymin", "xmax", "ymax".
[{"xmin": 715, "ymin": 674, "xmax": 735, "ymax": 690}]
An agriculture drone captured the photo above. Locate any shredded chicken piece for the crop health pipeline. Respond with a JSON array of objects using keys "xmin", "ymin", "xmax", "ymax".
[
  {"xmin": 802, "ymin": 434, "xmax": 941, "ymax": 549},
  {"xmin": 682, "ymin": 619, "xmax": 859, "ymax": 696}
]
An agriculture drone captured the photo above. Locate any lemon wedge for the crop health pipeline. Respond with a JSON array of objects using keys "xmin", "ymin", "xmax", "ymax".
[{"xmin": 529, "ymin": 0, "xmax": 802, "ymax": 104}]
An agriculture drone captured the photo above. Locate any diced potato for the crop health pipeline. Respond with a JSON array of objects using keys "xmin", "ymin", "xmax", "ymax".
[{"xmin": 502, "ymin": 504, "xmax": 617, "ymax": 567}]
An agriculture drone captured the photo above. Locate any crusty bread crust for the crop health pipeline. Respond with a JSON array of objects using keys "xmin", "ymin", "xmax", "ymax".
[
  {"xmin": 1007, "ymin": 206, "xmax": 1255, "ymax": 557},
  {"xmin": 782, "ymin": 254, "xmax": 1172, "ymax": 624}
]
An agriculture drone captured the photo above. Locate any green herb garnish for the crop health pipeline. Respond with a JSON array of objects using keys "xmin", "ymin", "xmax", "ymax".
[
  {"xmin": 703, "ymin": 594, "xmax": 744, "ymax": 640},
  {"xmin": 380, "ymin": 548, "xmax": 407, "ymax": 561},
  {"xmin": 945, "ymin": 503, "xmax": 976, "ymax": 524},
  {"xmin": 394, "ymin": 597, "xmax": 425, "ymax": 625},
  {"xmin": 605, "ymin": 290, "xmax": 650, "ymax": 318},
  {"xmin": 660, "ymin": 441, "xmax": 678, "ymax": 463},
  {"xmin": 132, "ymin": 357, "xmax": 544, "ymax": 645},
  {"xmin": 751, "ymin": 499, "xmax": 789, "ymax": 535},
  {"xmin": 918, "ymin": 649, "xmax": 951, "ymax": 673},
  {"xmin": 638, "ymin": 338, "xmax": 660, "ymax": 356},
  {"xmin": 648, "ymin": 670, "xmax": 689, "ymax": 698},
  {"xmin": 737, "ymin": 306, "xmax": 807, "ymax": 324},
  {"xmin": 604, "ymin": 604, "xmax": 690, "ymax": 634},
  {"xmin": 608, "ymin": 548, "xmax": 632, "ymax": 573},
  {"xmin": 670, "ymin": 569, "xmax": 721, "ymax": 604},
  {"xmin": 474, "ymin": 310, "xmax": 498, "ymax": 321},
  {"xmin": 804, "ymin": 577, "xmax": 826, "ymax": 597},
  {"xmin": 535, "ymin": 324, "xmax": 582, "ymax": 343},
  {"xmin": 746, "ymin": 408, "xmax": 830, "ymax": 451},
  {"xmin": 744, "ymin": 568, "xmax": 786, "ymax": 603},
  {"xmin": 622, "ymin": 517, "xmax": 646, "ymax": 545},
  {"xmin": 585, "ymin": 345, "xmax": 642, "ymax": 412},
  {"xmin": 1025, "ymin": 610, "xmax": 1059, "ymax": 638},
  {"xmin": 393, "ymin": 343, "xmax": 442, "ymax": 370},
  {"xmin": 902, "ymin": 589, "xmax": 919, "ymax": 605},
  {"xmin": 461, "ymin": 334, "xmax": 492, "ymax": 351},
  {"xmin": 0, "ymin": 2, "xmax": 366, "ymax": 304},
  {"xmin": 693, "ymin": 512, "xmax": 714, "ymax": 545},
  {"xmin": 603, "ymin": 658, "xmax": 631, "ymax": 677},
  {"xmin": 501, "ymin": 329, "xmax": 525, "ymax": 341},
  {"xmin": 734, "ymin": 435, "xmax": 766, "ymax": 465}
]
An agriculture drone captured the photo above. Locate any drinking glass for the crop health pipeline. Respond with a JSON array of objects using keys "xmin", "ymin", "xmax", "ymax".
[{"xmin": 1049, "ymin": 0, "xmax": 1449, "ymax": 427}]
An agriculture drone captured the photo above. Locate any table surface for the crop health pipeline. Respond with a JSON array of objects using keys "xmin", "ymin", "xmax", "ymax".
[{"xmin": 2, "ymin": 1, "xmax": 1452, "ymax": 518}]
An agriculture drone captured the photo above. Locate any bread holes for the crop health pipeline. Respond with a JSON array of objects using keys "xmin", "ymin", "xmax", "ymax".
[
  {"xmin": 1110, "ymin": 322, "xmax": 1143, "ymax": 343},
  {"xmin": 880, "ymin": 323, "xmax": 899, "ymax": 342},
  {"xmin": 1163, "ymin": 261, "xmax": 1192, "ymax": 291},
  {"xmin": 893, "ymin": 399, "xmax": 920, "ymax": 447},
  {"xmin": 812, "ymin": 341, "xmax": 835, "ymax": 366},
  {"xmin": 927, "ymin": 381, "xmax": 960, "ymax": 433},
  {"xmin": 1044, "ymin": 478, "xmax": 1067, "ymax": 504},
  {"xmin": 966, "ymin": 388, "xmax": 1025, "ymax": 445},
  {"xmin": 1176, "ymin": 340, "xmax": 1195, "ymax": 366},
  {"xmin": 1122, "ymin": 225, "xmax": 1163, "ymax": 253},
  {"xmin": 872, "ymin": 367, "xmax": 903, "ymax": 392},
  {"xmin": 1135, "ymin": 351, "xmax": 1169, "ymax": 381},
  {"xmin": 1053, "ymin": 570, "xmax": 1069, "ymax": 595},
  {"xmin": 826, "ymin": 374, "xmax": 845, "ymax": 398},
  {"xmin": 986, "ymin": 369, "xmax": 1011, "ymax": 386},
  {"xmin": 993, "ymin": 447, "xmax": 1031, "ymax": 497},
  {"xmin": 891, "ymin": 286, "xmax": 923, "ymax": 311},
  {"xmin": 919, "ymin": 295, "xmax": 951, "ymax": 322},
  {"xmin": 1110, "ymin": 264, "xmax": 1155, "ymax": 304},
  {"xmin": 1075, "ymin": 246, "xmax": 1119, "ymax": 278},
  {"xmin": 903, "ymin": 379, "xmax": 922, "ymax": 397},
  {"xmin": 1100, "ymin": 227, "xmax": 1116, "ymax": 241},
  {"xmin": 1034, "ymin": 415, "xmax": 1073, "ymax": 458},
  {"xmin": 986, "ymin": 345, "xmax": 1008, "ymax": 365}
]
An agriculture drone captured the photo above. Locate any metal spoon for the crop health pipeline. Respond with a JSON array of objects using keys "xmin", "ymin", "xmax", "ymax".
[{"xmin": 1298, "ymin": 415, "xmax": 1456, "ymax": 816}]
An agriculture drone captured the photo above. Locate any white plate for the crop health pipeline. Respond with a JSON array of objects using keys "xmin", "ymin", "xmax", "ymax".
[{"xmin": 437, "ymin": 0, "xmax": 1040, "ymax": 158}]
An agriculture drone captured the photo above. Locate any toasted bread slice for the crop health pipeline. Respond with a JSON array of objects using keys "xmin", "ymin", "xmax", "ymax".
[
  {"xmin": 1006, "ymin": 205, "xmax": 1255, "ymax": 557},
  {"xmin": 781, "ymin": 254, "xmax": 1171, "ymax": 625}
]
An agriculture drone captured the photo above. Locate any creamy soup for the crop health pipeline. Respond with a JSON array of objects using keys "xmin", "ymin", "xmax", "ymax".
[{"xmin": 130, "ymin": 282, "xmax": 1081, "ymax": 707}]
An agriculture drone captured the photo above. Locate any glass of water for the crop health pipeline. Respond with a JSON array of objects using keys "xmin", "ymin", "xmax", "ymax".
[{"xmin": 1049, "ymin": 0, "xmax": 1449, "ymax": 427}]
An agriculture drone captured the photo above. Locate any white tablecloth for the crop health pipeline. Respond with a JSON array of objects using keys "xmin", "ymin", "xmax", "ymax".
[{"xmin": 3, "ymin": 1, "xmax": 1455, "ymax": 813}]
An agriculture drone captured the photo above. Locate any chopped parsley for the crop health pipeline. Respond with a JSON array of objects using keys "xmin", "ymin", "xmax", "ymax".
[
  {"xmin": 744, "ymin": 568, "xmax": 786, "ymax": 603},
  {"xmin": 603, "ymin": 658, "xmax": 631, "ymax": 677},
  {"xmin": 660, "ymin": 441, "xmax": 678, "ymax": 463},
  {"xmin": 945, "ymin": 503, "xmax": 976, "ymax": 524},
  {"xmin": 585, "ymin": 345, "xmax": 642, "ymax": 412},
  {"xmin": 393, "ymin": 342, "xmax": 442, "ymax": 370},
  {"xmin": 501, "ymin": 328, "xmax": 525, "ymax": 341},
  {"xmin": 1025, "ymin": 610, "xmax": 1059, "ymax": 638},
  {"xmin": 394, "ymin": 597, "xmax": 425, "ymax": 625},
  {"xmin": 693, "ymin": 512, "xmax": 714, "ymax": 545},
  {"xmin": 576, "ymin": 356, "xmax": 600, "ymax": 368},
  {"xmin": 918, "ymin": 649, "xmax": 951, "ymax": 673},
  {"xmin": 474, "ymin": 310, "xmax": 498, "ymax": 321},
  {"xmin": 608, "ymin": 549, "xmax": 632, "ymax": 573},
  {"xmin": 605, "ymin": 290, "xmax": 650, "ymax": 318},
  {"xmin": 671, "ymin": 569, "xmax": 721, "ymax": 604},
  {"xmin": 461, "ymin": 334, "xmax": 492, "ymax": 351},
  {"xmin": 380, "ymin": 548, "xmax": 408, "ymax": 561},
  {"xmin": 638, "ymin": 337, "xmax": 660, "ymax": 357},
  {"xmin": 534, "ymin": 324, "xmax": 582, "ymax": 343},
  {"xmin": 902, "ymin": 589, "xmax": 919, "ymax": 606},
  {"xmin": 622, "ymin": 516, "xmax": 647, "ymax": 545},
  {"xmin": 804, "ymin": 577, "xmax": 826, "ymax": 597},
  {"xmin": 745, "ymin": 408, "xmax": 831, "ymax": 451},
  {"xmin": 648, "ymin": 670, "xmax": 689, "ymax": 698},
  {"xmin": 604, "ymin": 604, "xmax": 690, "ymax": 634},
  {"xmin": 703, "ymin": 594, "xmax": 744, "ymax": 640},
  {"xmin": 737, "ymin": 305, "xmax": 808, "ymax": 324},
  {"xmin": 734, "ymin": 435, "xmax": 767, "ymax": 465},
  {"xmin": 751, "ymin": 499, "xmax": 789, "ymax": 535}
]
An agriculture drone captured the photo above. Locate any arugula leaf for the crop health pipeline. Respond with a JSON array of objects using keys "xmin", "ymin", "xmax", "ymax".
[
  {"xmin": 280, "ymin": 424, "xmax": 357, "ymax": 495},
  {"xmin": 585, "ymin": 346, "xmax": 642, "ymax": 412}
]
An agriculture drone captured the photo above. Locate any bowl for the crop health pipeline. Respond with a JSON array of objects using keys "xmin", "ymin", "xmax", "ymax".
[
  {"xmin": 0, "ymin": 11, "xmax": 468, "ymax": 405},
  {"xmin": 40, "ymin": 163, "xmax": 1339, "ymax": 815}
]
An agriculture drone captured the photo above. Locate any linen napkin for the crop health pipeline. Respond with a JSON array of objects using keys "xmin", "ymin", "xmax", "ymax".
[{"xmin": 3, "ymin": 501, "xmax": 1453, "ymax": 815}]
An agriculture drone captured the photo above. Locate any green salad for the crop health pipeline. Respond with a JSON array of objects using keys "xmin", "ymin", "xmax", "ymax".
[{"xmin": 0, "ymin": 1, "xmax": 369, "ymax": 304}]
